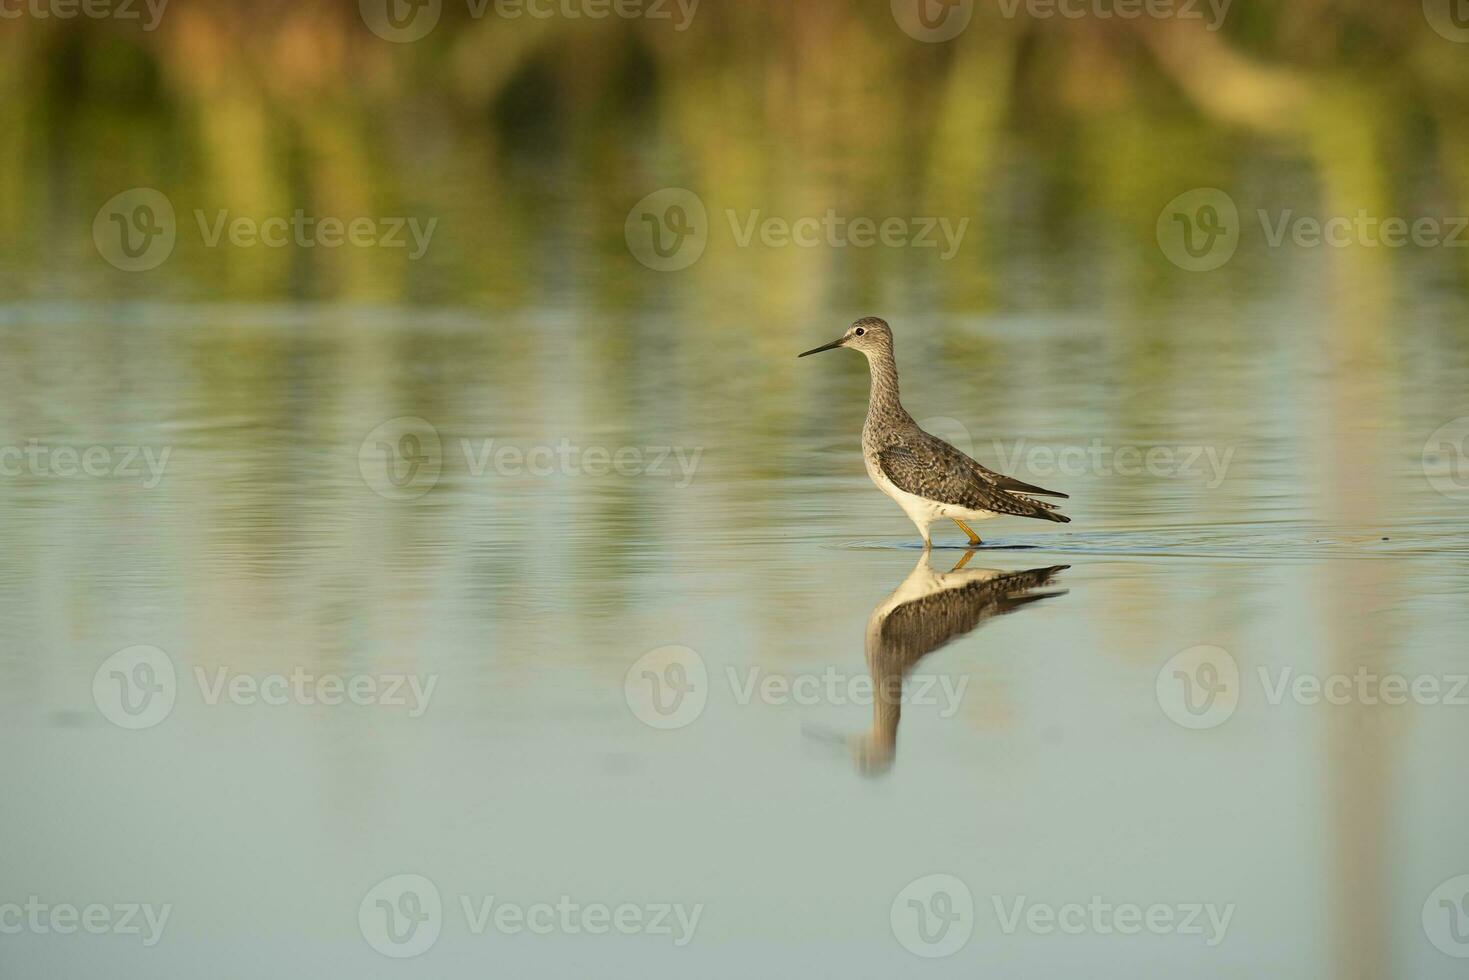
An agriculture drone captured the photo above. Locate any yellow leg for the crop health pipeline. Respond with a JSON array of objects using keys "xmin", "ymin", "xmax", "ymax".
[
  {"xmin": 952, "ymin": 549, "xmax": 976, "ymax": 571},
  {"xmin": 952, "ymin": 518, "xmax": 982, "ymax": 547}
]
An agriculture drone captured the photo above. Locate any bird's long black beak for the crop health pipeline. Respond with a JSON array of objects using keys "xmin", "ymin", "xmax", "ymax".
[{"xmin": 798, "ymin": 338, "xmax": 845, "ymax": 358}]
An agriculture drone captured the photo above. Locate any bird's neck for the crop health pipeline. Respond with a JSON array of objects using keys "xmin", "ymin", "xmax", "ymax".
[{"xmin": 866, "ymin": 349, "xmax": 904, "ymax": 418}]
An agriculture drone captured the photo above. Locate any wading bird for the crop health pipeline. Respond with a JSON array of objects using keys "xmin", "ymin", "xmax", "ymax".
[{"xmin": 799, "ymin": 317, "xmax": 1070, "ymax": 547}]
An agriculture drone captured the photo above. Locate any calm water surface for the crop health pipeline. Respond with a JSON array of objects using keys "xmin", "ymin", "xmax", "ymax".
[{"xmin": 1, "ymin": 282, "xmax": 1467, "ymax": 977}]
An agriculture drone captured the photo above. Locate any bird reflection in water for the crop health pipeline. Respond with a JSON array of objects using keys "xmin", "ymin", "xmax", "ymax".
[{"xmin": 821, "ymin": 552, "xmax": 1068, "ymax": 776}]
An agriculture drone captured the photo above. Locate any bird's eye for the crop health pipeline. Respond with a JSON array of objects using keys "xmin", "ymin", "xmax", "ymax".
[{"xmin": 854, "ymin": 327, "xmax": 865, "ymax": 336}]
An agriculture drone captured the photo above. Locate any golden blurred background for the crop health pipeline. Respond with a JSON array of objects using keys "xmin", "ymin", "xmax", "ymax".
[{"xmin": 2, "ymin": 0, "xmax": 1468, "ymax": 317}]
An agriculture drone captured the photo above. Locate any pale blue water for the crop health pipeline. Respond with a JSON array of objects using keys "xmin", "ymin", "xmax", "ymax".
[{"xmin": 0, "ymin": 281, "xmax": 1467, "ymax": 978}]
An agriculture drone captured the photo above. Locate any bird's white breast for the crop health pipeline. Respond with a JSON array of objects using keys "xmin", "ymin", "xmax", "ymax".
[{"xmin": 862, "ymin": 447, "xmax": 995, "ymax": 529}]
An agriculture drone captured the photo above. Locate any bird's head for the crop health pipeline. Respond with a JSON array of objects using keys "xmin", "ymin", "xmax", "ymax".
[{"xmin": 798, "ymin": 316, "xmax": 893, "ymax": 360}]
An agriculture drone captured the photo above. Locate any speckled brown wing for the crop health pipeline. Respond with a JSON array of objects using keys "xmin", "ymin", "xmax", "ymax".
[{"xmin": 876, "ymin": 434, "xmax": 1070, "ymax": 523}]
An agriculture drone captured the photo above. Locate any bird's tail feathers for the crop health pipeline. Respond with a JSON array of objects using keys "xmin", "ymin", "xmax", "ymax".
[
  {"xmin": 1019, "ymin": 495, "xmax": 1071, "ymax": 523},
  {"xmin": 996, "ymin": 474, "xmax": 1069, "ymax": 499}
]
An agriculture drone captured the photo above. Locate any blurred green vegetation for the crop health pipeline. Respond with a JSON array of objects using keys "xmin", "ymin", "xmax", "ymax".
[{"xmin": 1, "ymin": 0, "xmax": 1468, "ymax": 311}]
